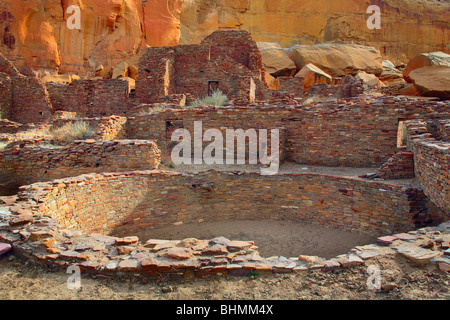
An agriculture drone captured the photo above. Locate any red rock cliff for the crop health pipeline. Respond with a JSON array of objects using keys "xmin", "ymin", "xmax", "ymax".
[{"xmin": 0, "ymin": 0, "xmax": 448, "ymax": 75}]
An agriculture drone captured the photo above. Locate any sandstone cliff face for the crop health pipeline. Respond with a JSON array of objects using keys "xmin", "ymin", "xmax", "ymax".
[
  {"xmin": 0, "ymin": 0, "xmax": 448, "ymax": 75},
  {"xmin": 180, "ymin": 0, "xmax": 449, "ymax": 65},
  {"xmin": 0, "ymin": 0, "xmax": 182, "ymax": 75}
]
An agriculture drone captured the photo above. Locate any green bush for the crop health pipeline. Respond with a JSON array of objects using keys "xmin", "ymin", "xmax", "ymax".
[
  {"xmin": 51, "ymin": 121, "xmax": 96, "ymax": 144},
  {"xmin": 190, "ymin": 90, "xmax": 229, "ymax": 108}
]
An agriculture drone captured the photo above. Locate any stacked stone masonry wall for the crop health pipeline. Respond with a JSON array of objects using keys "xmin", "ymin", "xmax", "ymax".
[
  {"xmin": 406, "ymin": 120, "xmax": 450, "ymax": 214},
  {"xmin": 127, "ymin": 98, "xmax": 450, "ymax": 167},
  {"xmin": 46, "ymin": 80, "xmax": 130, "ymax": 117},
  {"xmin": 0, "ymin": 140, "xmax": 161, "ymax": 189},
  {"xmin": 0, "ymin": 53, "xmax": 52, "ymax": 123}
]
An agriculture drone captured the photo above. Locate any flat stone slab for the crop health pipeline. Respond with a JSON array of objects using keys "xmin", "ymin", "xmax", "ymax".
[
  {"xmin": 394, "ymin": 243, "xmax": 442, "ymax": 266},
  {"xmin": 378, "ymin": 236, "xmax": 398, "ymax": 245},
  {"xmin": 393, "ymin": 233, "xmax": 418, "ymax": 241},
  {"xmin": 0, "ymin": 243, "xmax": 12, "ymax": 256},
  {"xmin": 163, "ymin": 247, "xmax": 193, "ymax": 260}
]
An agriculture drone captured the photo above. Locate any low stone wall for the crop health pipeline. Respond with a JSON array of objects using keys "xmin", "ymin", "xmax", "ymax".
[
  {"xmin": 371, "ymin": 149, "xmax": 415, "ymax": 180},
  {"xmin": 51, "ymin": 116, "xmax": 127, "ymax": 141},
  {"xmin": 406, "ymin": 120, "xmax": 450, "ymax": 214},
  {"xmin": 437, "ymin": 120, "xmax": 450, "ymax": 142},
  {"xmin": 0, "ymin": 119, "xmax": 32, "ymax": 134},
  {"xmin": 0, "ymin": 170, "xmax": 448, "ymax": 279},
  {"xmin": 0, "ymin": 140, "xmax": 161, "ymax": 191}
]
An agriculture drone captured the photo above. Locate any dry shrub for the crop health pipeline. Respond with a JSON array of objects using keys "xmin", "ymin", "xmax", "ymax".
[{"xmin": 51, "ymin": 121, "xmax": 96, "ymax": 144}]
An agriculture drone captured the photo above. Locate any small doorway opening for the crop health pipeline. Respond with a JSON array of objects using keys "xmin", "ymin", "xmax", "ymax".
[{"xmin": 208, "ymin": 81, "xmax": 219, "ymax": 95}]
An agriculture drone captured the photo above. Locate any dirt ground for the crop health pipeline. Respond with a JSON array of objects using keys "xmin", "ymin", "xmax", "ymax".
[
  {"xmin": 0, "ymin": 252, "xmax": 448, "ymax": 300},
  {"xmin": 113, "ymin": 220, "xmax": 377, "ymax": 259}
]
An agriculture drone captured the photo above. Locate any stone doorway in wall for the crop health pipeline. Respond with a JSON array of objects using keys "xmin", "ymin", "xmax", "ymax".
[
  {"xmin": 397, "ymin": 119, "xmax": 407, "ymax": 148},
  {"xmin": 208, "ymin": 80, "xmax": 219, "ymax": 95}
]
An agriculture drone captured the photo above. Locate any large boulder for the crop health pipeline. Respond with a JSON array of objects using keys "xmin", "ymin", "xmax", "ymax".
[
  {"xmin": 295, "ymin": 63, "xmax": 332, "ymax": 90},
  {"xmin": 112, "ymin": 62, "xmax": 129, "ymax": 79},
  {"xmin": 409, "ymin": 66, "xmax": 450, "ymax": 99},
  {"xmin": 403, "ymin": 52, "xmax": 450, "ymax": 82},
  {"xmin": 355, "ymin": 71, "xmax": 382, "ymax": 87},
  {"xmin": 289, "ymin": 43, "xmax": 383, "ymax": 77},
  {"xmin": 256, "ymin": 42, "xmax": 297, "ymax": 77}
]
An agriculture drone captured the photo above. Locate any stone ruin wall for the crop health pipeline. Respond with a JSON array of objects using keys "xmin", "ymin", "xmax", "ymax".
[
  {"xmin": 26, "ymin": 171, "xmax": 430, "ymax": 238},
  {"xmin": 51, "ymin": 115, "xmax": 128, "ymax": 141},
  {"xmin": 127, "ymin": 99, "xmax": 450, "ymax": 168},
  {"xmin": 136, "ymin": 44, "xmax": 260, "ymax": 105},
  {"xmin": 46, "ymin": 80, "xmax": 130, "ymax": 117},
  {"xmin": 0, "ymin": 53, "xmax": 52, "ymax": 124},
  {"xmin": 406, "ymin": 119, "xmax": 450, "ymax": 215},
  {"xmin": 0, "ymin": 140, "xmax": 161, "ymax": 194}
]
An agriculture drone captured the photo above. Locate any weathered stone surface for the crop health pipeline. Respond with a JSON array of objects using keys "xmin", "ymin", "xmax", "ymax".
[
  {"xmin": 9, "ymin": 215, "xmax": 33, "ymax": 227},
  {"xmin": 322, "ymin": 259, "xmax": 340, "ymax": 271},
  {"xmin": 227, "ymin": 241, "xmax": 254, "ymax": 252},
  {"xmin": 202, "ymin": 244, "xmax": 228, "ymax": 255},
  {"xmin": 177, "ymin": 238, "xmax": 199, "ymax": 248},
  {"xmin": 0, "ymin": 243, "xmax": 12, "ymax": 255},
  {"xmin": 337, "ymin": 254, "xmax": 364, "ymax": 268},
  {"xmin": 295, "ymin": 63, "xmax": 332, "ymax": 90},
  {"xmin": 394, "ymin": 243, "xmax": 442, "ymax": 267},
  {"xmin": 393, "ymin": 233, "xmax": 418, "ymax": 242},
  {"xmin": 403, "ymin": 52, "xmax": 450, "ymax": 82},
  {"xmin": 163, "ymin": 247, "xmax": 193, "ymax": 260},
  {"xmin": 141, "ymin": 257, "xmax": 157, "ymax": 271},
  {"xmin": 117, "ymin": 246, "xmax": 135, "ymax": 255},
  {"xmin": 115, "ymin": 236, "xmax": 139, "ymax": 245},
  {"xmin": 377, "ymin": 236, "xmax": 398, "ymax": 246},
  {"xmin": 30, "ymin": 231, "xmax": 53, "ymax": 242},
  {"xmin": 289, "ymin": 43, "xmax": 383, "ymax": 77},
  {"xmin": 112, "ymin": 62, "xmax": 129, "ymax": 79},
  {"xmin": 256, "ymin": 42, "xmax": 297, "ymax": 77},
  {"xmin": 356, "ymin": 71, "xmax": 382, "ymax": 87},
  {"xmin": 409, "ymin": 66, "xmax": 450, "ymax": 99},
  {"xmin": 0, "ymin": 0, "xmax": 448, "ymax": 76},
  {"xmin": 153, "ymin": 241, "xmax": 177, "ymax": 252},
  {"xmin": 399, "ymin": 83, "xmax": 421, "ymax": 96},
  {"xmin": 117, "ymin": 259, "xmax": 139, "ymax": 272},
  {"xmin": 298, "ymin": 255, "xmax": 325, "ymax": 264}
]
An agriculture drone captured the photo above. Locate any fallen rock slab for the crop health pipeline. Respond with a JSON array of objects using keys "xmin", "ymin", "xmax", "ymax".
[
  {"xmin": 403, "ymin": 51, "xmax": 450, "ymax": 82},
  {"xmin": 257, "ymin": 42, "xmax": 297, "ymax": 77},
  {"xmin": 409, "ymin": 66, "xmax": 450, "ymax": 99},
  {"xmin": 0, "ymin": 243, "xmax": 12, "ymax": 256},
  {"xmin": 295, "ymin": 63, "xmax": 332, "ymax": 90},
  {"xmin": 393, "ymin": 243, "xmax": 442, "ymax": 267},
  {"xmin": 289, "ymin": 43, "xmax": 383, "ymax": 77}
]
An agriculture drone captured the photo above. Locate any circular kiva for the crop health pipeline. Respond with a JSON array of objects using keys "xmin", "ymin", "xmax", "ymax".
[{"xmin": 0, "ymin": 170, "xmax": 448, "ymax": 278}]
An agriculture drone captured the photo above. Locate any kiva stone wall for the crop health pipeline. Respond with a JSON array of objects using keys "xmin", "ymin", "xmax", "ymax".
[
  {"xmin": 406, "ymin": 120, "xmax": 450, "ymax": 214},
  {"xmin": 29, "ymin": 170, "xmax": 431, "ymax": 238}
]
